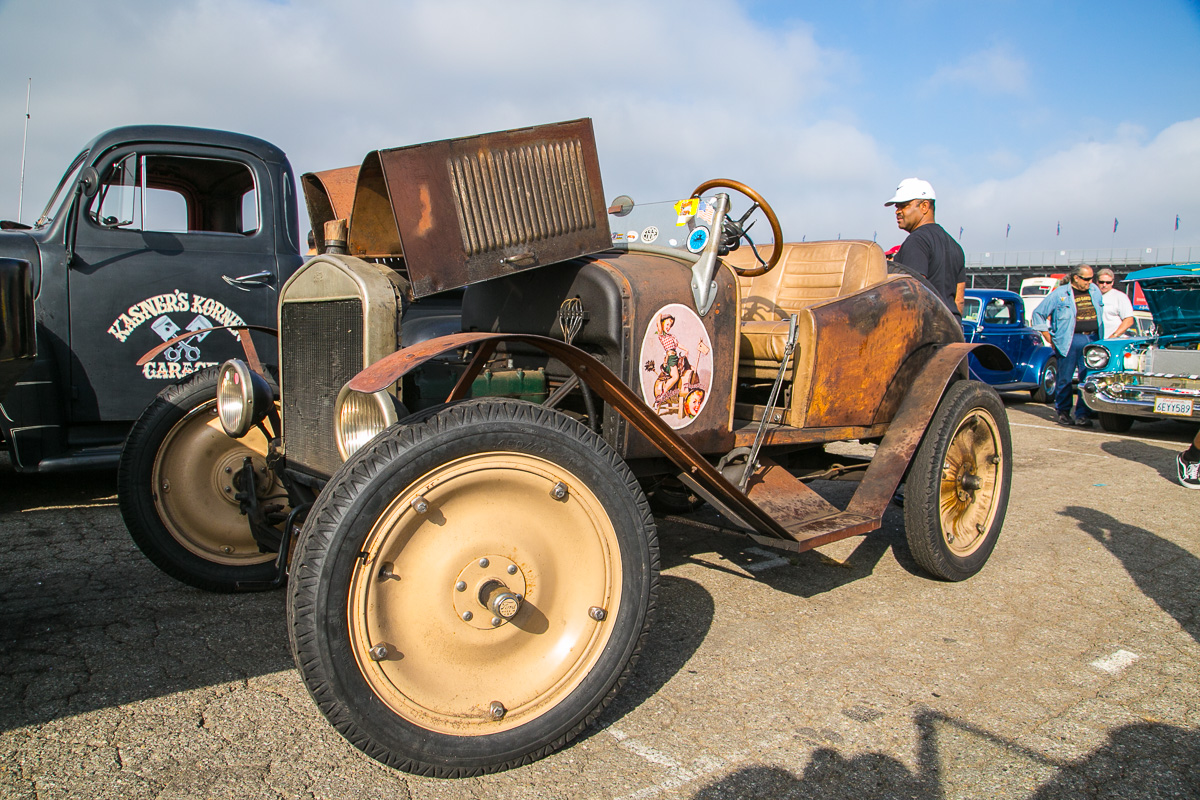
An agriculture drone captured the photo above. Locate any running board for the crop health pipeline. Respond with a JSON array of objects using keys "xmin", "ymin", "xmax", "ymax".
[{"xmin": 742, "ymin": 458, "xmax": 880, "ymax": 552}]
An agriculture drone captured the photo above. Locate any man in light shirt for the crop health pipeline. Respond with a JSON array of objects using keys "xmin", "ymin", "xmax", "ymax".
[{"xmin": 1095, "ymin": 267, "xmax": 1134, "ymax": 338}]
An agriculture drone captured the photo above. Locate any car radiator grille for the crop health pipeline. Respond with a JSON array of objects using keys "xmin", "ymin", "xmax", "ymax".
[{"xmin": 282, "ymin": 299, "xmax": 364, "ymax": 476}]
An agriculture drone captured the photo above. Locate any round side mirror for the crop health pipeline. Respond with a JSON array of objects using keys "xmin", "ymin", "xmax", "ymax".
[{"xmin": 79, "ymin": 167, "xmax": 100, "ymax": 198}]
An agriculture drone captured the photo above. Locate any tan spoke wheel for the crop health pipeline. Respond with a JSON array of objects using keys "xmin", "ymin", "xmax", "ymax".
[
  {"xmin": 937, "ymin": 408, "xmax": 1003, "ymax": 558},
  {"xmin": 151, "ymin": 399, "xmax": 280, "ymax": 567},
  {"xmin": 347, "ymin": 452, "xmax": 622, "ymax": 735},
  {"xmin": 905, "ymin": 381, "xmax": 1011, "ymax": 582}
]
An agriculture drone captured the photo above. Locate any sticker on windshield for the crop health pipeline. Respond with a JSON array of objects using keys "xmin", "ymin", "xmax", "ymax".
[
  {"xmin": 107, "ymin": 291, "xmax": 246, "ymax": 380},
  {"xmin": 641, "ymin": 226, "xmax": 659, "ymax": 244},
  {"xmin": 639, "ymin": 303, "xmax": 713, "ymax": 429},
  {"xmin": 675, "ymin": 198, "xmax": 698, "ymax": 225},
  {"xmin": 686, "ymin": 226, "xmax": 709, "ymax": 253}
]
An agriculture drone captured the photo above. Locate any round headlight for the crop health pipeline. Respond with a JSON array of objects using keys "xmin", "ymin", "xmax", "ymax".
[
  {"xmin": 335, "ymin": 386, "xmax": 400, "ymax": 461},
  {"xmin": 1082, "ymin": 344, "xmax": 1111, "ymax": 371},
  {"xmin": 217, "ymin": 359, "xmax": 272, "ymax": 438}
]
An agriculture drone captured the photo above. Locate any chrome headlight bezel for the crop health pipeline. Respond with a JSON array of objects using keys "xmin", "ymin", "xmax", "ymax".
[
  {"xmin": 217, "ymin": 359, "xmax": 272, "ymax": 438},
  {"xmin": 334, "ymin": 386, "xmax": 401, "ymax": 461},
  {"xmin": 1083, "ymin": 344, "xmax": 1111, "ymax": 371}
]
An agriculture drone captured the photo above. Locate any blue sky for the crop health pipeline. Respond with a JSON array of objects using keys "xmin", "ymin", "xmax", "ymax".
[{"xmin": 1, "ymin": 0, "xmax": 1197, "ymax": 257}]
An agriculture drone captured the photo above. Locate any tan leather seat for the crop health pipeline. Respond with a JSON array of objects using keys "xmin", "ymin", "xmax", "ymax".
[
  {"xmin": 726, "ymin": 240, "xmax": 888, "ymax": 323},
  {"xmin": 727, "ymin": 240, "xmax": 887, "ymax": 376},
  {"xmin": 725, "ymin": 240, "xmax": 887, "ymax": 426}
]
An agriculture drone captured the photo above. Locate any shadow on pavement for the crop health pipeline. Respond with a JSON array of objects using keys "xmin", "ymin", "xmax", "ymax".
[
  {"xmin": 689, "ymin": 710, "xmax": 1199, "ymax": 800},
  {"xmin": 594, "ymin": 573, "xmax": 714, "ymax": 732},
  {"xmin": 1099, "ymin": 438, "xmax": 1181, "ymax": 483},
  {"xmin": 1062, "ymin": 504, "xmax": 1200, "ymax": 645},
  {"xmin": 0, "ymin": 464, "xmax": 293, "ymax": 732}
]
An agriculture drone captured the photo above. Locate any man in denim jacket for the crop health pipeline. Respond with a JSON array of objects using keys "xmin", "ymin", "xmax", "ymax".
[{"xmin": 1031, "ymin": 264, "xmax": 1105, "ymax": 427}]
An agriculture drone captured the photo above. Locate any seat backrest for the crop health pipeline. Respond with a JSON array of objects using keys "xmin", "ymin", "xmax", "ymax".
[{"xmin": 724, "ymin": 240, "xmax": 887, "ymax": 321}]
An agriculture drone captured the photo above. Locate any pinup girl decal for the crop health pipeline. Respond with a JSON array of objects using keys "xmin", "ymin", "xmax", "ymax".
[{"xmin": 639, "ymin": 303, "xmax": 713, "ymax": 430}]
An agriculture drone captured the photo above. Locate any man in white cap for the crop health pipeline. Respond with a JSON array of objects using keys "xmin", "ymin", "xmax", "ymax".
[{"xmin": 885, "ymin": 178, "xmax": 965, "ymax": 316}]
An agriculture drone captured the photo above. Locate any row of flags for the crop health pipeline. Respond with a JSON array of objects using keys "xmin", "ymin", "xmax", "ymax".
[{"xmin": 996, "ymin": 215, "xmax": 1182, "ymax": 238}]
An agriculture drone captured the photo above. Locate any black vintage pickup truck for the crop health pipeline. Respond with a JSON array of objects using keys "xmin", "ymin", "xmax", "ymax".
[{"xmin": 0, "ymin": 125, "xmax": 305, "ymax": 471}]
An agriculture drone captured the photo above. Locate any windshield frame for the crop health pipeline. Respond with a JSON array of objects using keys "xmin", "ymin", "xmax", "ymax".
[{"xmin": 35, "ymin": 149, "xmax": 89, "ymax": 229}]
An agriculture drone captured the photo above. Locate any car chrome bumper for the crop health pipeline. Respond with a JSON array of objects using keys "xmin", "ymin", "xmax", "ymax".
[{"xmin": 1081, "ymin": 373, "xmax": 1200, "ymax": 419}]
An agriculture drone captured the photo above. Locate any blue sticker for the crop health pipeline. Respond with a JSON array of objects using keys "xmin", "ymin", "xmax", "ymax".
[{"xmin": 687, "ymin": 226, "xmax": 709, "ymax": 254}]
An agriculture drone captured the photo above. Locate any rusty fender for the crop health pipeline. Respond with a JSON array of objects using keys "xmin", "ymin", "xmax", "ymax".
[
  {"xmin": 136, "ymin": 324, "xmax": 277, "ymax": 374},
  {"xmin": 348, "ymin": 333, "xmax": 1003, "ymax": 540}
]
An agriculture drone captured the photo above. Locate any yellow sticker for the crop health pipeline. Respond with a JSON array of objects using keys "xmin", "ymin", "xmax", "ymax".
[{"xmin": 674, "ymin": 198, "xmax": 699, "ymax": 226}]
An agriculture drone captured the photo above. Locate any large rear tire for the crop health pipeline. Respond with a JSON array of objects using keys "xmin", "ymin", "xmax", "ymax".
[
  {"xmin": 904, "ymin": 381, "xmax": 1012, "ymax": 581},
  {"xmin": 288, "ymin": 398, "xmax": 658, "ymax": 776},
  {"xmin": 117, "ymin": 367, "xmax": 286, "ymax": 592}
]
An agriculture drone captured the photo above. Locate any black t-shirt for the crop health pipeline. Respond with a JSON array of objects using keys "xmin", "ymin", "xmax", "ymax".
[
  {"xmin": 1073, "ymin": 288, "xmax": 1098, "ymax": 334},
  {"xmin": 894, "ymin": 223, "xmax": 966, "ymax": 315}
]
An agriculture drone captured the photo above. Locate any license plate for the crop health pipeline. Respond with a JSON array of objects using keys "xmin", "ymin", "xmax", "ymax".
[{"xmin": 1154, "ymin": 396, "xmax": 1194, "ymax": 417}]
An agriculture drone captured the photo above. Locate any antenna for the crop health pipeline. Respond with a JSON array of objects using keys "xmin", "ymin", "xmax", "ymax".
[{"xmin": 17, "ymin": 79, "xmax": 30, "ymax": 223}]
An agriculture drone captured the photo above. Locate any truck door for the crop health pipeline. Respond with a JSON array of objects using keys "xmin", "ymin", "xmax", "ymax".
[{"xmin": 68, "ymin": 146, "xmax": 283, "ymax": 422}]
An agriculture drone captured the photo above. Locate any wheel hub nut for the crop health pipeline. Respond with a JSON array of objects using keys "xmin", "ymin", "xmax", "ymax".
[
  {"xmin": 479, "ymin": 579, "xmax": 523, "ymax": 620},
  {"xmin": 489, "ymin": 701, "xmax": 506, "ymax": 720}
]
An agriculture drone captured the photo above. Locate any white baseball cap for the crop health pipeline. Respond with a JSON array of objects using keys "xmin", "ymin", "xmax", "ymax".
[{"xmin": 884, "ymin": 178, "xmax": 936, "ymax": 206}]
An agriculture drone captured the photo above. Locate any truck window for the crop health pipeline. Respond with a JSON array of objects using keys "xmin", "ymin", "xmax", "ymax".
[{"xmin": 89, "ymin": 154, "xmax": 259, "ymax": 236}]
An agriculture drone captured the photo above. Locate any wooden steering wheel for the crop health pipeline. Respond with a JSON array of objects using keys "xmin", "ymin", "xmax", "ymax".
[{"xmin": 690, "ymin": 178, "xmax": 784, "ymax": 277}]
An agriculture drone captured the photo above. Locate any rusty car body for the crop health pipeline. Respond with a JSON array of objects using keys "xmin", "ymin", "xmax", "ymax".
[{"xmin": 119, "ymin": 119, "xmax": 1013, "ymax": 777}]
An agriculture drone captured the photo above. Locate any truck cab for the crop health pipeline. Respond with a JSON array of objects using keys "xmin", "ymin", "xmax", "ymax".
[{"xmin": 0, "ymin": 125, "xmax": 304, "ymax": 471}]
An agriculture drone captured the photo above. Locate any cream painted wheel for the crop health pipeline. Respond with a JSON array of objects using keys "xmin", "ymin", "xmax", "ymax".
[
  {"xmin": 152, "ymin": 399, "xmax": 279, "ymax": 566},
  {"xmin": 289, "ymin": 398, "xmax": 657, "ymax": 777},
  {"xmin": 904, "ymin": 381, "xmax": 1011, "ymax": 581},
  {"xmin": 118, "ymin": 367, "xmax": 286, "ymax": 592},
  {"xmin": 349, "ymin": 452, "xmax": 622, "ymax": 735}
]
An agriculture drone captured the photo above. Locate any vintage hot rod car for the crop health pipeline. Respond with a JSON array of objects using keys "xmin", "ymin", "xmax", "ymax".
[
  {"xmin": 1080, "ymin": 264, "xmax": 1200, "ymax": 432},
  {"xmin": 962, "ymin": 288, "xmax": 1057, "ymax": 402},
  {"xmin": 120, "ymin": 119, "xmax": 1013, "ymax": 776}
]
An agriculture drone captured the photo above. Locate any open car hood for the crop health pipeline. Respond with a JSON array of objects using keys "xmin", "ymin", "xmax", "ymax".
[{"xmin": 1126, "ymin": 264, "xmax": 1200, "ymax": 337}]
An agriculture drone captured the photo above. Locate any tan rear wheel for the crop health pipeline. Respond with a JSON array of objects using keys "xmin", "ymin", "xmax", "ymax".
[
  {"xmin": 118, "ymin": 367, "xmax": 287, "ymax": 592},
  {"xmin": 904, "ymin": 381, "xmax": 1011, "ymax": 581},
  {"xmin": 289, "ymin": 398, "xmax": 657, "ymax": 777},
  {"xmin": 152, "ymin": 399, "xmax": 279, "ymax": 566}
]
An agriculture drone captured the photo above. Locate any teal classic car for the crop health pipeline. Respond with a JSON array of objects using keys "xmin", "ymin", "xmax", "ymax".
[{"xmin": 1080, "ymin": 264, "xmax": 1200, "ymax": 432}]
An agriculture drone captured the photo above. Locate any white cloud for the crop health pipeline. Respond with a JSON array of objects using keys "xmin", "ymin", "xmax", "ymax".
[
  {"xmin": 929, "ymin": 45, "xmax": 1030, "ymax": 95},
  {"xmin": 0, "ymin": 1, "xmax": 1195, "ymax": 256},
  {"xmin": 954, "ymin": 118, "xmax": 1200, "ymax": 252}
]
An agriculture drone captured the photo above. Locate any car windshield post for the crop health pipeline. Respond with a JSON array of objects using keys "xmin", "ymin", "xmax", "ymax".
[{"xmin": 35, "ymin": 149, "xmax": 89, "ymax": 228}]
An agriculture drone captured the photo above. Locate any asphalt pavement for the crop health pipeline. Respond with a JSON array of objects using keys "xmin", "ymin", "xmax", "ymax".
[{"xmin": 1, "ymin": 401, "xmax": 1198, "ymax": 800}]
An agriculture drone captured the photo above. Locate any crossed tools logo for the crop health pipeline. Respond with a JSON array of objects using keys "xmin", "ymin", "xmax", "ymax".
[{"xmin": 107, "ymin": 291, "xmax": 246, "ymax": 380}]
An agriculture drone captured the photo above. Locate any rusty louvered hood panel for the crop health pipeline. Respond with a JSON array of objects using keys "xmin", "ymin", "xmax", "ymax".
[{"xmin": 347, "ymin": 118, "xmax": 611, "ymax": 298}]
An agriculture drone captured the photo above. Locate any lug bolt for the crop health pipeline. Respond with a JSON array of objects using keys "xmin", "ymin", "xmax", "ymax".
[
  {"xmin": 479, "ymin": 558, "xmax": 489, "ymax": 568},
  {"xmin": 456, "ymin": 580, "xmax": 467, "ymax": 592},
  {"xmin": 161, "ymin": 481, "xmax": 170, "ymax": 492},
  {"xmin": 461, "ymin": 611, "xmax": 473, "ymax": 622},
  {"xmin": 225, "ymin": 466, "xmax": 232, "ymax": 474},
  {"xmin": 507, "ymin": 564, "xmax": 518, "ymax": 575},
  {"xmin": 491, "ymin": 617, "xmax": 502, "ymax": 627},
  {"xmin": 489, "ymin": 701, "xmax": 506, "ymax": 720},
  {"xmin": 550, "ymin": 481, "xmax": 568, "ymax": 500},
  {"xmin": 369, "ymin": 644, "xmax": 388, "ymax": 661},
  {"xmin": 222, "ymin": 546, "xmax": 234, "ymax": 554},
  {"xmin": 589, "ymin": 606, "xmax": 606, "ymax": 621},
  {"xmin": 224, "ymin": 486, "xmax": 232, "ymax": 493},
  {"xmin": 411, "ymin": 496, "xmax": 429, "ymax": 514}
]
